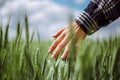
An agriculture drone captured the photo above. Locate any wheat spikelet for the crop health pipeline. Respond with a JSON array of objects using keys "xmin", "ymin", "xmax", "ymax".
[
  {"xmin": 4, "ymin": 18, "xmax": 10, "ymax": 48},
  {"xmin": 46, "ymin": 67, "xmax": 54, "ymax": 80},
  {"xmin": 32, "ymin": 48, "xmax": 39, "ymax": 80},
  {"xmin": 16, "ymin": 20, "xmax": 20, "ymax": 39},
  {"xmin": 34, "ymin": 48, "xmax": 39, "ymax": 70},
  {"xmin": 0, "ymin": 24, "xmax": 3, "ymax": 49},
  {"xmin": 25, "ymin": 13, "xmax": 29, "ymax": 47}
]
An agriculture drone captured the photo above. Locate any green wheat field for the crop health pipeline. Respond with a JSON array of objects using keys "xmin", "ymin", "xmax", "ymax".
[{"xmin": 0, "ymin": 14, "xmax": 120, "ymax": 80}]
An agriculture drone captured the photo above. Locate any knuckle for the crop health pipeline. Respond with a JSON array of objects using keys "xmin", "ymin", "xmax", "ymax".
[
  {"xmin": 58, "ymin": 44, "xmax": 64, "ymax": 48},
  {"xmin": 54, "ymin": 40, "xmax": 58, "ymax": 44},
  {"xmin": 53, "ymin": 52, "xmax": 57, "ymax": 57},
  {"xmin": 51, "ymin": 45, "xmax": 55, "ymax": 49}
]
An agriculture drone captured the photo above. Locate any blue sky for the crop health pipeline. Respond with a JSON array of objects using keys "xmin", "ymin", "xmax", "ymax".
[
  {"xmin": 53, "ymin": 0, "xmax": 90, "ymax": 10},
  {"xmin": 0, "ymin": 0, "xmax": 120, "ymax": 40}
]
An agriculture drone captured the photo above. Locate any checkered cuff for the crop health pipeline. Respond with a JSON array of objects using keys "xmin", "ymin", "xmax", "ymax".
[{"xmin": 75, "ymin": 11, "xmax": 99, "ymax": 35}]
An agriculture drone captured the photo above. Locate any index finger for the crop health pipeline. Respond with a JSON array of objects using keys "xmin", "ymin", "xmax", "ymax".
[
  {"xmin": 48, "ymin": 31, "xmax": 65, "ymax": 53},
  {"xmin": 53, "ymin": 28, "xmax": 65, "ymax": 38}
]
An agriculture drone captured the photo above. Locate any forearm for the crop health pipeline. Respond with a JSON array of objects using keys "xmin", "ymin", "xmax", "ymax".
[{"xmin": 75, "ymin": 0, "xmax": 120, "ymax": 35}]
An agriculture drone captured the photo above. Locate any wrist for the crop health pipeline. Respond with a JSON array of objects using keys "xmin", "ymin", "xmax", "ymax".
[{"xmin": 73, "ymin": 21, "xmax": 87, "ymax": 37}]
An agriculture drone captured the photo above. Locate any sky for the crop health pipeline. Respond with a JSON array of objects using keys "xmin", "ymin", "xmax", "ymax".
[{"xmin": 0, "ymin": 0, "xmax": 120, "ymax": 40}]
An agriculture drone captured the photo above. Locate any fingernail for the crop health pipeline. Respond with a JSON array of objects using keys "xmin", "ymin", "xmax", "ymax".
[
  {"xmin": 60, "ymin": 56, "xmax": 66, "ymax": 60},
  {"xmin": 51, "ymin": 55, "xmax": 54, "ymax": 58},
  {"xmin": 60, "ymin": 57, "xmax": 63, "ymax": 59},
  {"xmin": 52, "ymin": 53, "xmax": 57, "ymax": 58},
  {"xmin": 60, "ymin": 56, "xmax": 63, "ymax": 58},
  {"xmin": 48, "ymin": 50, "xmax": 51, "ymax": 53},
  {"xmin": 52, "ymin": 34, "xmax": 55, "ymax": 36},
  {"xmin": 53, "ymin": 34, "xmax": 57, "ymax": 37},
  {"xmin": 48, "ymin": 48, "xmax": 51, "ymax": 53}
]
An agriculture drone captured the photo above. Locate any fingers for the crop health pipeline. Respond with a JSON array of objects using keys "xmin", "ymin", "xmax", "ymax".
[
  {"xmin": 48, "ymin": 31, "xmax": 65, "ymax": 53},
  {"xmin": 51, "ymin": 36, "xmax": 68, "ymax": 58},
  {"xmin": 53, "ymin": 28, "xmax": 65, "ymax": 38},
  {"xmin": 60, "ymin": 42, "xmax": 70, "ymax": 60},
  {"xmin": 60, "ymin": 41, "xmax": 80, "ymax": 60}
]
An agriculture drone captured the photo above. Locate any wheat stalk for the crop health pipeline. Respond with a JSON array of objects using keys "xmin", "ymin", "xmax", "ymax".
[{"xmin": 4, "ymin": 17, "xmax": 10, "ymax": 48}]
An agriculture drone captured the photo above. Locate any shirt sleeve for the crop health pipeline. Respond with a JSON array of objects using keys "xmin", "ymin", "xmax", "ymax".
[{"xmin": 75, "ymin": 0, "xmax": 120, "ymax": 35}]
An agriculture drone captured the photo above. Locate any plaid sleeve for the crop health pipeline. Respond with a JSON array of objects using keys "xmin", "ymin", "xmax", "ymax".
[{"xmin": 75, "ymin": 0, "xmax": 120, "ymax": 35}]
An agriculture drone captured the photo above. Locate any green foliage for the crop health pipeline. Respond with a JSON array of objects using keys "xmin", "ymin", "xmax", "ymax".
[
  {"xmin": 25, "ymin": 14, "xmax": 29, "ymax": 47},
  {"xmin": 0, "ymin": 23, "xmax": 3, "ymax": 50},
  {"xmin": 0, "ymin": 15, "xmax": 120, "ymax": 80},
  {"xmin": 4, "ymin": 18, "xmax": 10, "ymax": 48}
]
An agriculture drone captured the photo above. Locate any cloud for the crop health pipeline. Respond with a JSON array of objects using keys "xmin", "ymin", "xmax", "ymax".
[
  {"xmin": 0, "ymin": 0, "xmax": 71, "ymax": 39},
  {"xmin": 75, "ymin": 0, "xmax": 85, "ymax": 3},
  {"xmin": 0, "ymin": 0, "xmax": 6, "ymax": 8},
  {"xmin": 0, "ymin": 0, "xmax": 120, "ymax": 40}
]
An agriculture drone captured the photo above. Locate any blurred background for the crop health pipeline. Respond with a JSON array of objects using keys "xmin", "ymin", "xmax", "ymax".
[{"xmin": 0, "ymin": 0, "xmax": 120, "ymax": 40}]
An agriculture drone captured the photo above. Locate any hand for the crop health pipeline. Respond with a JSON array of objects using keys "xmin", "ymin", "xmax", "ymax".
[{"xmin": 48, "ymin": 22, "xmax": 87, "ymax": 60}]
